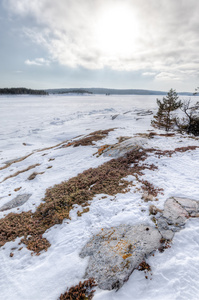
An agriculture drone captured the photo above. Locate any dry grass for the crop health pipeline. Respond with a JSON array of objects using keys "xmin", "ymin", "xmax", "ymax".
[
  {"xmin": 117, "ymin": 136, "xmax": 131, "ymax": 143},
  {"xmin": 0, "ymin": 129, "xmax": 114, "ymax": 173},
  {"xmin": 137, "ymin": 261, "xmax": 151, "ymax": 272},
  {"xmin": 154, "ymin": 145, "xmax": 199, "ymax": 158},
  {"xmin": 1, "ymin": 163, "xmax": 40, "ymax": 183},
  {"xmin": 0, "ymin": 153, "xmax": 33, "ymax": 171},
  {"xmin": 0, "ymin": 148, "xmax": 155, "ymax": 254},
  {"xmin": 149, "ymin": 205, "xmax": 163, "ymax": 215},
  {"xmin": 14, "ymin": 187, "xmax": 22, "ymax": 192},
  {"xmin": 27, "ymin": 171, "xmax": 45, "ymax": 180},
  {"xmin": 59, "ymin": 278, "xmax": 97, "ymax": 300},
  {"xmin": 140, "ymin": 179, "xmax": 164, "ymax": 198},
  {"xmin": 62, "ymin": 129, "xmax": 115, "ymax": 148},
  {"xmin": 0, "ymin": 144, "xmax": 197, "ymax": 255}
]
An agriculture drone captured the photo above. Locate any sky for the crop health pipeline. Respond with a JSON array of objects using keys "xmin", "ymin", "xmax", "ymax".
[{"xmin": 0, "ymin": 0, "xmax": 199, "ymax": 92}]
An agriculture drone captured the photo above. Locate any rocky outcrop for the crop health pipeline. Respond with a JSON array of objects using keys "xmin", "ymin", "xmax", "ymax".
[
  {"xmin": 156, "ymin": 197, "xmax": 199, "ymax": 240},
  {"xmin": 80, "ymin": 224, "xmax": 161, "ymax": 290},
  {"xmin": 0, "ymin": 194, "xmax": 31, "ymax": 211},
  {"xmin": 80, "ymin": 197, "xmax": 199, "ymax": 291},
  {"xmin": 102, "ymin": 137, "xmax": 148, "ymax": 158}
]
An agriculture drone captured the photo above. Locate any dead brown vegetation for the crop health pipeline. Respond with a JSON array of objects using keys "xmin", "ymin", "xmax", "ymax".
[
  {"xmin": 59, "ymin": 278, "xmax": 97, "ymax": 300},
  {"xmin": 1, "ymin": 163, "xmax": 40, "ymax": 183},
  {"xmin": 140, "ymin": 179, "xmax": 164, "ymax": 197},
  {"xmin": 62, "ymin": 129, "xmax": 115, "ymax": 148},
  {"xmin": 0, "ymin": 129, "xmax": 113, "ymax": 173},
  {"xmin": 0, "ymin": 144, "xmax": 197, "ymax": 255},
  {"xmin": 137, "ymin": 261, "xmax": 151, "ymax": 272},
  {"xmin": 0, "ymin": 148, "xmax": 156, "ymax": 254},
  {"xmin": 135, "ymin": 132, "xmax": 175, "ymax": 138},
  {"xmin": 0, "ymin": 153, "xmax": 33, "ymax": 171},
  {"xmin": 27, "ymin": 171, "xmax": 45, "ymax": 180},
  {"xmin": 149, "ymin": 205, "xmax": 163, "ymax": 215},
  {"xmin": 154, "ymin": 145, "xmax": 199, "ymax": 158}
]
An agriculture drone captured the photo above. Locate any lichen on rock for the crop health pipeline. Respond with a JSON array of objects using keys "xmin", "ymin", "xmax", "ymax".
[{"xmin": 80, "ymin": 224, "xmax": 161, "ymax": 290}]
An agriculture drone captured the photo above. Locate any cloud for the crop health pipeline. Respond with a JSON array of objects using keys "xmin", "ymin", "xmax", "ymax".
[
  {"xmin": 25, "ymin": 57, "xmax": 50, "ymax": 66},
  {"xmin": 4, "ymin": 0, "xmax": 199, "ymax": 81},
  {"xmin": 155, "ymin": 72, "xmax": 182, "ymax": 81},
  {"xmin": 142, "ymin": 72, "xmax": 156, "ymax": 77}
]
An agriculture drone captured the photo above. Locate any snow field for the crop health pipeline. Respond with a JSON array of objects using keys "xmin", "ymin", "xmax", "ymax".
[{"xmin": 0, "ymin": 94, "xmax": 199, "ymax": 300}]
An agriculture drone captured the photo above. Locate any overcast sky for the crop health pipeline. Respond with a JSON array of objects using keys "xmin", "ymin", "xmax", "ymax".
[{"xmin": 1, "ymin": 0, "xmax": 199, "ymax": 91}]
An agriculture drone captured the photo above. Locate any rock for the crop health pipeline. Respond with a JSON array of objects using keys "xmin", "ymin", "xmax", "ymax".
[
  {"xmin": 111, "ymin": 114, "xmax": 119, "ymax": 120},
  {"xmin": 156, "ymin": 197, "xmax": 199, "ymax": 239},
  {"xmin": 0, "ymin": 194, "xmax": 31, "ymax": 211},
  {"xmin": 80, "ymin": 224, "xmax": 161, "ymax": 290},
  {"xmin": 102, "ymin": 137, "xmax": 147, "ymax": 158},
  {"xmin": 80, "ymin": 197, "xmax": 199, "ymax": 291},
  {"xmin": 136, "ymin": 109, "xmax": 153, "ymax": 116},
  {"xmin": 175, "ymin": 197, "xmax": 199, "ymax": 216},
  {"xmin": 162, "ymin": 198, "xmax": 189, "ymax": 226}
]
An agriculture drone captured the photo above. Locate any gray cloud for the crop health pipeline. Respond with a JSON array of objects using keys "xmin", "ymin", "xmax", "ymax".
[{"xmin": 4, "ymin": 0, "xmax": 199, "ymax": 83}]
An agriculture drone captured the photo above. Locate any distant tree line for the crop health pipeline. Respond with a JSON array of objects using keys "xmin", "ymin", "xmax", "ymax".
[
  {"xmin": 0, "ymin": 88, "xmax": 48, "ymax": 95},
  {"xmin": 58, "ymin": 89, "xmax": 93, "ymax": 94}
]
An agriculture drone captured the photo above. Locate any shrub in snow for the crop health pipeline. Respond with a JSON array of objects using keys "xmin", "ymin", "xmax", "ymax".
[
  {"xmin": 175, "ymin": 99, "xmax": 199, "ymax": 136},
  {"xmin": 151, "ymin": 89, "xmax": 182, "ymax": 131}
]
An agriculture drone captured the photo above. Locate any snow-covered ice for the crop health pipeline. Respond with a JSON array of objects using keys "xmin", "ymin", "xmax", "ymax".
[{"xmin": 0, "ymin": 94, "xmax": 199, "ymax": 300}]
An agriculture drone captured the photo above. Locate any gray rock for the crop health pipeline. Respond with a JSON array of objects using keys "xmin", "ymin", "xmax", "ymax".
[
  {"xmin": 174, "ymin": 197, "xmax": 199, "ymax": 216},
  {"xmin": 80, "ymin": 224, "xmax": 161, "ymax": 290},
  {"xmin": 0, "ymin": 194, "xmax": 31, "ymax": 211},
  {"xmin": 163, "ymin": 198, "xmax": 189, "ymax": 226},
  {"xmin": 111, "ymin": 114, "xmax": 119, "ymax": 120},
  {"xmin": 103, "ymin": 137, "xmax": 147, "ymax": 158},
  {"xmin": 156, "ymin": 197, "xmax": 199, "ymax": 239},
  {"xmin": 136, "ymin": 109, "xmax": 153, "ymax": 116}
]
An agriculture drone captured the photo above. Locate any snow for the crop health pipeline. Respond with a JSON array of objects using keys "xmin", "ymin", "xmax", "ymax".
[{"xmin": 0, "ymin": 94, "xmax": 199, "ymax": 300}]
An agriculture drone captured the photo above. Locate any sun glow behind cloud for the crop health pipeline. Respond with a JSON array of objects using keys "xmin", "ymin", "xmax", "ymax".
[
  {"xmin": 94, "ymin": 3, "xmax": 140, "ymax": 58},
  {"xmin": 3, "ymin": 0, "xmax": 199, "ymax": 89}
]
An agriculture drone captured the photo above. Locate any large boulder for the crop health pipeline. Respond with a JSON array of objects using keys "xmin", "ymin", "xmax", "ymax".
[
  {"xmin": 80, "ymin": 224, "xmax": 161, "ymax": 290},
  {"xmin": 79, "ymin": 197, "xmax": 199, "ymax": 291},
  {"xmin": 102, "ymin": 137, "xmax": 148, "ymax": 158}
]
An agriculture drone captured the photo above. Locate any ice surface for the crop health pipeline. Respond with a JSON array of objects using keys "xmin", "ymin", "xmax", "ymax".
[{"xmin": 0, "ymin": 94, "xmax": 199, "ymax": 300}]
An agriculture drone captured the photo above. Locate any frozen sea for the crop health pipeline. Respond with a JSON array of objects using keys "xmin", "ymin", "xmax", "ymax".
[{"xmin": 0, "ymin": 94, "xmax": 199, "ymax": 300}]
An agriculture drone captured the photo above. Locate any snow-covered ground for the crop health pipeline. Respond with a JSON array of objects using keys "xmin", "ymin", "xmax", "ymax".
[{"xmin": 0, "ymin": 94, "xmax": 199, "ymax": 300}]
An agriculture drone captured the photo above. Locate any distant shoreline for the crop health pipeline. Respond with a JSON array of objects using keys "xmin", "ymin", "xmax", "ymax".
[
  {"xmin": 46, "ymin": 87, "xmax": 194, "ymax": 96},
  {"xmin": 0, "ymin": 87, "xmax": 194, "ymax": 96}
]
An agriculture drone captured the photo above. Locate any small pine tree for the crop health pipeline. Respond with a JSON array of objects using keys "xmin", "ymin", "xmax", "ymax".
[{"xmin": 151, "ymin": 89, "xmax": 182, "ymax": 131}]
